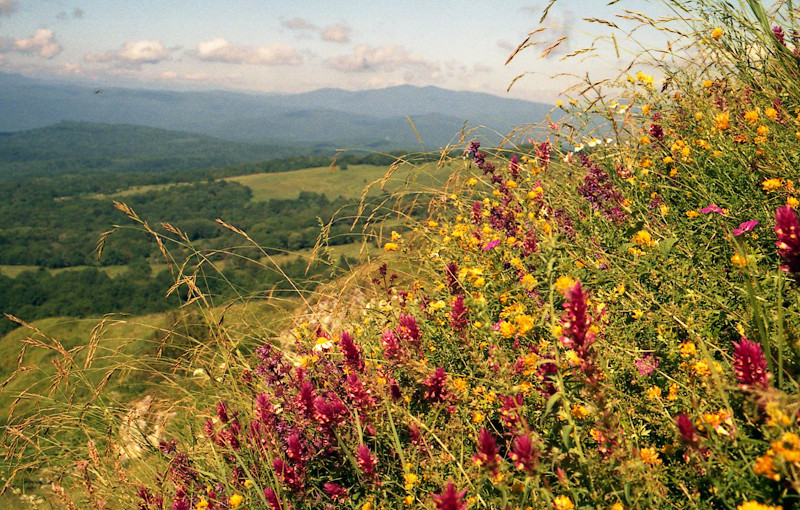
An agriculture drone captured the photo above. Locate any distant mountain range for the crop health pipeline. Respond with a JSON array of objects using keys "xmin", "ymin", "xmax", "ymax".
[{"xmin": 0, "ymin": 72, "xmax": 556, "ymax": 148}]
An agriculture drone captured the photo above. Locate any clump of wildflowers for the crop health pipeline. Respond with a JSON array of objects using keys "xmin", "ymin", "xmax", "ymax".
[
  {"xmin": 732, "ymin": 337, "xmax": 770, "ymax": 390},
  {"xmin": 432, "ymin": 483, "xmax": 468, "ymax": 510},
  {"xmin": 775, "ymin": 206, "xmax": 800, "ymax": 277}
]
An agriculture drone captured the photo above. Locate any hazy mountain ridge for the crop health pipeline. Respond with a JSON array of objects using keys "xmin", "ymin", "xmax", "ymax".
[{"xmin": 0, "ymin": 72, "xmax": 555, "ymax": 147}]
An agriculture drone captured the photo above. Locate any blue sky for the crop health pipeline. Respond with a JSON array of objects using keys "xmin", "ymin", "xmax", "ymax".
[{"xmin": 0, "ymin": 0, "xmax": 662, "ymax": 101}]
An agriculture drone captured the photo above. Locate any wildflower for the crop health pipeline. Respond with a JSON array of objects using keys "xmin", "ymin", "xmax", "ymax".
[
  {"xmin": 744, "ymin": 110, "xmax": 759, "ymax": 125},
  {"xmin": 384, "ymin": 242, "xmax": 398, "ymax": 251},
  {"xmin": 737, "ymin": 502, "xmax": 782, "ymax": 510},
  {"xmin": 473, "ymin": 428, "xmax": 501, "ymax": 472},
  {"xmin": 515, "ymin": 314, "xmax": 535, "ymax": 336},
  {"xmin": 554, "ymin": 275, "xmax": 576, "ymax": 295},
  {"xmin": 640, "ymin": 447, "xmax": 662, "ymax": 465},
  {"xmin": 680, "ymin": 341, "xmax": 696, "ymax": 358},
  {"xmin": 642, "ymin": 103, "xmax": 652, "ymax": 115},
  {"xmin": 763, "ymin": 179, "xmax": 783, "ymax": 192},
  {"xmin": 733, "ymin": 337, "xmax": 769, "ymax": 389},
  {"xmin": 765, "ymin": 107, "xmax": 778, "ymax": 120},
  {"xmin": 263, "ymin": 488, "xmax": 282, "ymax": 510},
  {"xmin": 788, "ymin": 197, "xmax": 799, "ymax": 208},
  {"xmin": 675, "ymin": 413, "xmax": 700, "ymax": 449},
  {"xmin": 700, "ymin": 204, "xmax": 725, "ymax": 214},
  {"xmin": 572, "ymin": 404, "xmax": 590, "ymax": 418},
  {"xmin": 521, "ymin": 274, "xmax": 537, "ymax": 291},
  {"xmin": 432, "ymin": 483, "xmax": 468, "ymax": 510},
  {"xmin": 731, "ymin": 253, "xmax": 748, "ymax": 268},
  {"xmin": 324, "ymin": 483, "xmax": 348, "ymax": 501},
  {"xmin": 757, "ymin": 125, "xmax": 769, "ymax": 136},
  {"xmin": 612, "ymin": 504, "xmax": 625, "ymax": 510},
  {"xmin": 646, "ymin": 386, "xmax": 662, "ymax": 400},
  {"xmin": 423, "ymin": 366, "xmax": 449, "ymax": 402},
  {"xmin": 357, "ymin": 444, "xmax": 378, "ymax": 478},
  {"xmin": 715, "ymin": 112, "xmax": 730, "ymax": 130},
  {"xmin": 711, "ymin": 28, "xmax": 723, "ymax": 39},
  {"xmin": 636, "ymin": 354, "xmax": 659, "ymax": 376},
  {"xmin": 483, "ymin": 239, "xmax": 501, "ymax": 250},
  {"xmin": 686, "ymin": 210, "xmax": 699, "ymax": 219},
  {"xmin": 632, "ymin": 230, "xmax": 657, "ymax": 248},
  {"xmin": 509, "ymin": 434, "xmax": 537, "ymax": 472},
  {"xmin": 775, "ymin": 205, "xmax": 800, "ymax": 276},
  {"xmin": 229, "ymin": 494, "xmax": 244, "ymax": 508},
  {"xmin": 450, "ymin": 295, "xmax": 469, "ymax": 332},
  {"xmin": 733, "ymin": 220, "xmax": 758, "ymax": 236},
  {"xmin": 553, "ymin": 495, "xmax": 575, "ymax": 510},
  {"xmin": 339, "ymin": 331, "xmax": 365, "ymax": 372}
]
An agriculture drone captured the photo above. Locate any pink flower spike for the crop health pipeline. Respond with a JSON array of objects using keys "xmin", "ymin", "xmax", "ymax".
[
  {"xmin": 483, "ymin": 239, "xmax": 501, "ymax": 251},
  {"xmin": 732, "ymin": 220, "xmax": 758, "ymax": 236},
  {"xmin": 700, "ymin": 204, "xmax": 725, "ymax": 214}
]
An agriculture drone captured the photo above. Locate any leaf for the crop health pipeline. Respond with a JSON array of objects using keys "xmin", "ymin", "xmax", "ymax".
[
  {"xmin": 545, "ymin": 391, "xmax": 562, "ymax": 416},
  {"xmin": 659, "ymin": 237, "xmax": 678, "ymax": 256},
  {"xmin": 561, "ymin": 424, "xmax": 573, "ymax": 449}
]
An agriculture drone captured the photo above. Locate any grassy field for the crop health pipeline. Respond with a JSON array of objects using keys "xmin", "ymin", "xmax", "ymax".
[
  {"xmin": 0, "ymin": 263, "xmax": 170, "ymax": 279},
  {"xmin": 226, "ymin": 163, "xmax": 453, "ymax": 202}
]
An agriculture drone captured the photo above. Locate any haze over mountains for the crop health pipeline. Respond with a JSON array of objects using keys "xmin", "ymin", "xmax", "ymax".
[{"xmin": 0, "ymin": 72, "xmax": 554, "ymax": 149}]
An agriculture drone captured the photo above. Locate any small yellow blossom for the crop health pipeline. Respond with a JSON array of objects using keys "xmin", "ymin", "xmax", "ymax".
[
  {"xmin": 646, "ymin": 386, "xmax": 662, "ymax": 400},
  {"xmin": 715, "ymin": 112, "xmax": 730, "ymax": 130},
  {"xmin": 695, "ymin": 111, "xmax": 704, "ymax": 120},
  {"xmin": 197, "ymin": 500, "xmax": 209, "ymax": 510},
  {"xmin": 757, "ymin": 125, "xmax": 769, "ymax": 137},
  {"xmin": 632, "ymin": 230, "xmax": 658, "ymax": 248},
  {"xmin": 472, "ymin": 411, "xmax": 485, "ymax": 423},
  {"xmin": 243, "ymin": 480, "xmax": 254, "ymax": 489},
  {"xmin": 554, "ymin": 276, "xmax": 576, "ymax": 295},
  {"xmin": 765, "ymin": 107, "xmax": 778, "ymax": 120},
  {"xmin": 711, "ymin": 28, "xmax": 723, "ymax": 39},
  {"xmin": 680, "ymin": 341, "xmax": 697, "ymax": 358},
  {"xmin": 703, "ymin": 80, "xmax": 713, "ymax": 89},
  {"xmin": 229, "ymin": 494, "xmax": 244, "ymax": 508},
  {"xmin": 686, "ymin": 210, "xmax": 699, "ymax": 219},
  {"xmin": 789, "ymin": 196, "xmax": 800, "ymax": 208},
  {"xmin": 553, "ymin": 495, "xmax": 575, "ymax": 510},
  {"xmin": 467, "ymin": 177, "xmax": 478, "ymax": 186},
  {"xmin": 744, "ymin": 110, "xmax": 759, "ymax": 125},
  {"xmin": 693, "ymin": 359, "xmax": 711, "ymax": 377},
  {"xmin": 731, "ymin": 253, "xmax": 748, "ymax": 268},
  {"xmin": 572, "ymin": 404, "xmax": 590, "ymax": 419},
  {"xmin": 642, "ymin": 103, "xmax": 652, "ymax": 115},
  {"xmin": 667, "ymin": 383, "xmax": 679, "ymax": 401},
  {"xmin": 640, "ymin": 447, "xmax": 662, "ymax": 465},
  {"xmin": 763, "ymin": 178, "xmax": 783, "ymax": 192},
  {"xmin": 737, "ymin": 502, "xmax": 782, "ymax": 510},
  {"xmin": 384, "ymin": 242, "xmax": 399, "ymax": 251},
  {"xmin": 499, "ymin": 321, "xmax": 517, "ymax": 339},
  {"xmin": 611, "ymin": 504, "xmax": 625, "ymax": 510},
  {"xmin": 404, "ymin": 495, "xmax": 415, "ymax": 507}
]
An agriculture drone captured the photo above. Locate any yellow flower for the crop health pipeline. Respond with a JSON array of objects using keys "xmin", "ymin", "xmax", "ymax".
[
  {"xmin": 731, "ymin": 253, "xmax": 748, "ymax": 268},
  {"xmin": 572, "ymin": 404, "xmax": 590, "ymax": 419},
  {"xmin": 663, "ymin": 156, "xmax": 674, "ymax": 164},
  {"xmin": 702, "ymin": 80, "xmax": 713, "ymax": 89},
  {"xmin": 640, "ymin": 135, "xmax": 651, "ymax": 145},
  {"xmin": 695, "ymin": 111, "xmax": 704, "ymax": 120},
  {"xmin": 612, "ymin": 504, "xmax": 625, "ymax": 510},
  {"xmin": 197, "ymin": 499, "xmax": 210, "ymax": 510},
  {"xmin": 472, "ymin": 411, "xmax": 485, "ymax": 423},
  {"xmin": 788, "ymin": 196, "xmax": 799, "ymax": 208},
  {"xmin": 757, "ymin": 125, "xmax": 769, "ymax": 136},
  {"xmin": 642, "ymin": 104, "xmax": 651, "ymax": 115},
  {"xmin": 428, "ymin": 220, "xmax": 439, "ymax": 228},
  {"xmin": 693, "ymin": 359, "xmax": 711, "ymax": 377},
  {"xmin": 763, "ymin": 178, "xmax": 783, "ymax": 192},
  {"xmin": 765, "ymin": 107, "xmax": 778, "ymax": 120},
  {"xmin": 632, "ymin": 309, "xmax": 644, "ymax": 319},
  {"xmin": 467, "ymin": 177, "xmax": 478, "ymax": 186},
  {"xmin": 686, "ymin": 210, "xmax": 699, "ymax": 219},
  {"xmin": 554, "ymin": 275, "xmax": 576, "ymax": 295},
  {"xmin": 680, "ymin": 341, "xmax": 696, "ymax": 358},
  {"xmin": 499, "ymin": 321, "xmax": 517, "ymax": 339},
  {"xmin": 715, "ymin": 112, "xmax": 730, "ymax": 130},
  {"xmin": 384, "ymin": 242, "xmax": 399, "ymax": 251},
  {"xmin": 404, "ymin": 495, "xmax": 415, "ymax": 507},
  {"xmin": 521, "ymin": 274, "xmax": 537, "ymax": 291},
  {"xmin": 744, "ymin": 110, "xmax": 759, "ymax": 125},
  {"xmin": 553, "ymin": 495, "xmax": 575, "ymax": 510},
  {"xmin": 229, "ymin": 494, "xmax": 244, "ymax": 508},
  {"xmin": 404, "ymin": 472, "xmax": 419, "ymax": 491},
  {"xmin": 632, "ymin": 230, "xmax": 658, "ymax": 248},
  {"xmin": 711, "ymin": 27, "xmax": 723, "ymax": 39},
  {"xmin": 667, "ymin": 383, "xmax": 679, "ymax": 400},
  {"xmin": 737, "ymin": 502, "xmax": 782, "ymax": 510},
  {"xmin": 640, "ymin": 446, "xmax": 662, "ymax": 465},
  {"xmin": 243, "ymin": 480, "xmax": 254, "ymax": 489},
  {"xmin": 515, "ymin": 314, "xmax": 535, "ymax": 336},
  {"xmin": 646, "ymin": 386, "xmax": 662, "ymax": 400},
  {"xmin": 556, "ymin": 100, "xmax": 564, "ymax": 107}
]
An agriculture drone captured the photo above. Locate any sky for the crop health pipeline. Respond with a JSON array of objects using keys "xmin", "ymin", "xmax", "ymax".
[{"xmin": 0, "ymin": 0, "xmax": 663, "ymax": 102}]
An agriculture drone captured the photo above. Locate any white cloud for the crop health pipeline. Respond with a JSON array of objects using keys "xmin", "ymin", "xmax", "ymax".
[
  {"xmin": 321, "ymin": 24, "xmax": 351, "ymax": 43},
  {"xmin": 282, "ymin": 17, "xmax": 316, "ymax": 30},
  {"xmin": 194, "ymin": 38, "xmax": 301, "ymax": 65},
  {"xmin": 0, "ymin": 29, "xmax": 63, "ymax": 59},
  {"xmin": 0, "ymin": 0, "xmax": 16, "ymax": 16},
  {"xmin": 327, "ymin": 44, "xmax": 437, "ymax": 73},
  {"xmin": 86, "ymin": 40, "xmax": 174, "ymax": 65}
]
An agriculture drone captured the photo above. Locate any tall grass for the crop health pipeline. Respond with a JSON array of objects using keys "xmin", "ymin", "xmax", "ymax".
[{"xmin": 3, "ymin": 1, "xmax": 800, "ymax": 508}]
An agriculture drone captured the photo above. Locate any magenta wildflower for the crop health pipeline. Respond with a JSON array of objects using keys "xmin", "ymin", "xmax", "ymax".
[
  {"xmin": 381, "ymin": 330, "xmax": 402, "ymax": 360},
  {"xmin": 733, "ymin": 220, "xmax": 758, "ymax": 236},
  {"xmin": 675, "ymin": 413, "xmax": 700, "ymax": 449},
  {"xmin": 273, "ymin": 458, "xmax": 305, "ymax": 490},
  {"xmin": 263, "ymin": 488, "xmax": 283, "ymax": 510},
  {"xmin": 255, "ymin": 392, "xmax": 274, "ymax": 426},
  {"xmin": 559, "ymin": 281, "xmax": 595, "ymax": 358},
  {"xmin": 774, "ymin": 25, "xmax": 786, "ymax": 45},
  {"xmin": 499, "ymin": 393, "xmax": 524, "ymax": 431},
  {"xmin": 509, "ymin": 155, "xmax": 520, "ymax": 178},
  {"xmin": 356, "ymin": 444, "xmax": 378, "ymax": 478},
  {"xmin": 346, "ymin": 372, "xmax": 376, "ymax": 411},
  {"xmin": 535, "ymin": 141, "xmax": 551, "ymax": 167},
  {"xmin": 216, "ymin": 401, "xmax": 230, "ymax": 423},
  {"xmin": 445, "ymin": 261, "xmax": 460, "ymax": 294},
  {"xmin": 635, "ymin": 354, "xmax": 659, "ymax": 376},
  {"xmin": 171, "ymin": 499, "xmax": 190, "ymax": 510},
  {"xmin": 423, "ymin": 366, "xmax": 449, "ymax": 402},
  {"xmin": 398, "ymin": 314, "xmax": 422, "ymax": 346},
  {"xmin": 472, "ymin": 428, "xmax": 501, "ymax": 472},
  {"xmin": 432, "ymin": 483, "xmax": 468, "ymax": 510},
  {"xmin": 450, "ymin": 295, "xmax": 469, "ymax": 332},
  {"xmin": 775, "ymin": 206, "xmax": 800, "ymax": 276},
  {"xmin": 339, "ymin": 331, "xmax": 365, "ymax": 372},
  {"xmin": 285, "ymin": 433, "xmax": 305, "ymax": 463},
  {"xmin": 323, "ymin": 483, "xmax": 348, "ymax": 500},
  {"xmin": 700, "ymin": 204, "xmax": 725, "ymax": 214},
  {"xmin": 313, "ymin": 392, "xmax": 349, "ymax": 429},
  {"xmin": 732, "ymin": 337, "xmax": 770, "ymax": 389},
  {"xmin": 509, "ymin": 434, "xmax": 537, "ymax": 472},
  {"xmin": 483, "ymin": 239, "xmax": 501, "ymax": 250},
  {"xmin": 297, "ymin": 380, "xmax": 317, "ymax": 419},
  {"xmin": 576, "ymin": 156, "xmax": 627, "ymax": 224}
]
